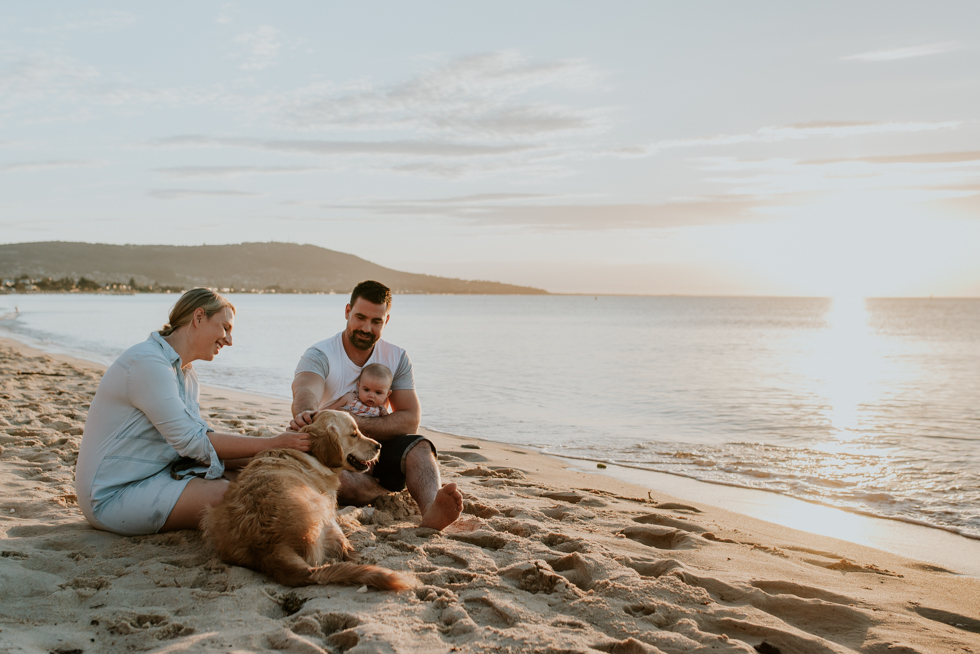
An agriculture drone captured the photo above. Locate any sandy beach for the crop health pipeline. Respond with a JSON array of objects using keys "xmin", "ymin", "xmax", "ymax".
[{"xmin": 1, "ymin": 336, "xmax": 979, "ymax": 654}]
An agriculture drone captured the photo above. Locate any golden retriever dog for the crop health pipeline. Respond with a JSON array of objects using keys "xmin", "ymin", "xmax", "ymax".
[{"xmin": 202, "ymin": 411, "xmax": 416, "ymax": 590}]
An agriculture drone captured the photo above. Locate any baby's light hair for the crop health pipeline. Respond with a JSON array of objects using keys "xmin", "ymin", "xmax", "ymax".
[{"xmin": 358, "ymin": 363, "xmax": 393, "ymax": 389}]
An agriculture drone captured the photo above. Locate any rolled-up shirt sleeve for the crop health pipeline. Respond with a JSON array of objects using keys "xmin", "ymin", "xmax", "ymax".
[{"xmin": 126, "ymin": 355, "xmax": 225, "ymax": 479}]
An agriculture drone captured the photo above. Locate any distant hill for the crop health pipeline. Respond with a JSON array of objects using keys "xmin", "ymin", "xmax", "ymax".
[{"xmin": 0, "ymin": 242, "xmax": 547, "ymax": 295}]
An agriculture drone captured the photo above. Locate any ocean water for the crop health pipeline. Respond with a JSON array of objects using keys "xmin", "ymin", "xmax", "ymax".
[{"xmin": 2, "ymin": 293, "xmax": 978, "ymax": 540}]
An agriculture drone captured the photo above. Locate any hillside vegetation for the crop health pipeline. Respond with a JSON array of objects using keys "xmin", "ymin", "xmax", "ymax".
[{"xmin": 0, "ymin": 242, "xmax": 546, "ymax": 295}]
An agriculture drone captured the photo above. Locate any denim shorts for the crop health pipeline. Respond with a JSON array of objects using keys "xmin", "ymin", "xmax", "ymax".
[{"xmin": 90, "ymin": 466, "xmax": 192, "ymax": 536}]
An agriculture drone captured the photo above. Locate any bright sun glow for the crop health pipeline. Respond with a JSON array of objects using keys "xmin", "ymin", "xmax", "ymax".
[
  {"xmin": 793, "ymin": 294, "xmax": 902, "ymax": 546},
  {"xmin": 810, "ymin": 295, "xmax": 883, "ymax": 438}
]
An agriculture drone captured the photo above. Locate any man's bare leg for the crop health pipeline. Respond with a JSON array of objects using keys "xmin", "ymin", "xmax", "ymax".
[
  {"xmin": 405, "ymin": 443, "xmax": 463, "ymax": 530},
  {"xmin": 337, "ymin": 469, "xmax": 389, "ymax": 506}
]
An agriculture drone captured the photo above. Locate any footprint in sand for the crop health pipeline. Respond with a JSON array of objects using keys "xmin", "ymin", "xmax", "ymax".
[
  {"xmin": 632, "ymin": 512, "xmax": 709, "ymax": 533},
  {"xmin": 500, "ymin": 560, "xmax": 570, "ymax": 595},
  {"xmin": 540, "ymin": 490, "xmax": 585, "ymax": 504},
  {"xmin": 463, "ymin": 500, "xmax": 501, "ymax": 518},
  {"xmin": 541, "ymin": 532, "xmax": 590, "ymax": 553},
  {"xmin": 460, "ymin": 465, "xmax": 528, "ymax": 480},
  {"xmin": 101, "ymin": 612, "xmax": 195, "ymax": 641},
  {"xmin": 620, "ymin": 556, "xmax": 687, "ymax": 578},
  {"xmin": 460, "ymin": 590, "xmax": 522, "ymax": 628},
  {"xmin": 287, "ymin": 610, "xmax": 360, "ymax": 639},
  {"xmin": 447, "ymin": 530, "xmax": 508, "ymax": 551},
  {"xmin": 620, "ymin": 525, "xmax": 701, "ymax": 550},
  {"xmin": 541, "ymin": 504, "xmax": 596, "ymax": 522},
  {"xmin": 547, "ymin": 551, "xmax": 637, "ymax": 591},
  {"xmin": 676, "ymin": 571, "xmax": 872, "ymax": 640},
  {"xmin": 489, "ymin": 517, "xmax": 539, "ymax": 538}
]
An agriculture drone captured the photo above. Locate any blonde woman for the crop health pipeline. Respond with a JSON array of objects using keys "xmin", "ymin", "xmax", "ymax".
[{"xmin": 75, "ymin": 288, "xmax": 308, "ymax": 535}]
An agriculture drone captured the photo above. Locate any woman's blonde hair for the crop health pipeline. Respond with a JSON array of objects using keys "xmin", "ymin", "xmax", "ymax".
[{"xmin": 159, "ymin": 288, "xmax": 235, "ymax": 337}]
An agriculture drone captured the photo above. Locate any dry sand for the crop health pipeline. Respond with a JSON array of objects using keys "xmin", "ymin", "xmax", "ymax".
[{"xmin": 1, "ymin": 335, "xmax": 979, "ymax": 654}]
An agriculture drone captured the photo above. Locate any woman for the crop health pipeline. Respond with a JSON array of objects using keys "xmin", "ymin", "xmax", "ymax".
[{"xmin": 75, "ymin": 288, "xmax": 308, "ymax": 535}]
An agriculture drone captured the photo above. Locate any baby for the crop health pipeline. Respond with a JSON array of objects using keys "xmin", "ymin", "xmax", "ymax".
[{"xmin": 328, "ymin": 363, "xmax": 392, "ymax": 418}]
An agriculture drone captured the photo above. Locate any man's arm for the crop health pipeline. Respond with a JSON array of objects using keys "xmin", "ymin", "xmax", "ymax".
[
  {"xmin": 353, "ymin": 389, "xmax": 421, "ymax": 441},
  {"xmin": 290, "ymin": 371, "xmax": 325, "ymax": 430}
]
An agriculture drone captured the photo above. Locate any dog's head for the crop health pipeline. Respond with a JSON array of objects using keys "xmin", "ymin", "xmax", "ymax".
[{"xmin": 300, "ymin": 410, "xmax": 381, "ymax": 472}]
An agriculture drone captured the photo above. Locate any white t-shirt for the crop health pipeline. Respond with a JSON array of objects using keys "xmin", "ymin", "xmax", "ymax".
[{"xmin": 293, "ymin": 332, "xmax": 415, "ymax": 411}]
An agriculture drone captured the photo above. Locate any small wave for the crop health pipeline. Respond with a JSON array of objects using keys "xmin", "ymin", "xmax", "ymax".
[{"xmin": 547, "ymin": 454, "xmax": 980, "ymax": 541}]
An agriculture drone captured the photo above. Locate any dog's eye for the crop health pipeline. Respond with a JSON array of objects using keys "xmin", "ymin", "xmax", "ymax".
[{"xmin": 350, "ymin": 432, "xmax": 357, "ymax": 439}]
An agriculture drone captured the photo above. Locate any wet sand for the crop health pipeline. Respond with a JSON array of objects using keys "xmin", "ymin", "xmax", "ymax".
[{"xmin": 1, "ymin": 336, "xmax": 978, "ymax": 653}]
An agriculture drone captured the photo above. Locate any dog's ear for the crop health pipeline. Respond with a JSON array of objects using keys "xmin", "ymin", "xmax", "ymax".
[{"xmin": 309, "ymin": 422, "xmax": 345, "ymax": 469}]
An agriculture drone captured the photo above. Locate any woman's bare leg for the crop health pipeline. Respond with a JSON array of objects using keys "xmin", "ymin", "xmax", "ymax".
[{"xmin": 160, "ymin": 478, "xmax": 229, "ymax": 532}]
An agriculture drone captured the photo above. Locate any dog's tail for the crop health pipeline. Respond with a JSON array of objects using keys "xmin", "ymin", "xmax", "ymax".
[
  {"xmin": 263, "ymin": 544, "xmax": 416, "ymax": 590},
  {"xmin": 262, "ymin": 544, "xmax": 320, "ymax": 587},
  {"xmin": 311, "ymin": 562, "xmax": 418, "ymax": 591}
]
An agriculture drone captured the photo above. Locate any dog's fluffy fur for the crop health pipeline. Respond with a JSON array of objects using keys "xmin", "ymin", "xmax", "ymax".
[{"xmin": 202, "ymin": 411, "xmax": 416, "ymax": 590}]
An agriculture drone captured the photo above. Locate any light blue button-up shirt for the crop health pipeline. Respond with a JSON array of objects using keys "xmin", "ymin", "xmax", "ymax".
[{"xmin": 76, "ymin": 332, "xmax": 224, "ymax": 527}]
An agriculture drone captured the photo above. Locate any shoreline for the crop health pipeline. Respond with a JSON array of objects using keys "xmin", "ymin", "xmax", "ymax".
[
  {"xmin": 3, "ymin": 330, "xmax": 980, "ymax": 578},
  {"xmin": 5, "ymin": 290, "xmax": 980, "ymax": 300},
  {"xmin": 2, "ymin": 335, "xmax": 980, "ymax": 652}
]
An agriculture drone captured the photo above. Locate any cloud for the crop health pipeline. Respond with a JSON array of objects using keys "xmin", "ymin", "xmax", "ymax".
[
  {"xmin": 0, "ymin": 48, "xmax": 604, "ymax": 178},
  {"xmin": 803, "ymin": 151, "xmax": 980, "ymax": 165},
  {"xmin": 0, "ymin": 46, "xmax": 232, "ymax": 121},
  {"xmin": 377, "ymin": 193, "xmax": 554, "ymax": 204},
  {"xmin": 0, "ymin": 49, "xmax": 101, "ymax": 106},
  {"xmin": 216, "ymin": 3, "xmax": 234, "ymax": 24},
  {"xmin": 148, "ymin": 133, "xmax": 567, "ymax": 180},
  {"xmin": 147, "ymin": 188, "xmax": 261, "ymax": 200},
  {"xmin": 153, "ymin": 165, "xmax": 332, "ymax": 178},
  {"xmin": 0, "ymin": 159, "xmax": 102, "ymax": 173},
  {"xmin": 326, "ymin": 195, "xmax": 770, "ymax": 230},
  {"xmin": 613, "ymin": 121, "xmax": 964, "ymax": 158},
  {"xmin": 22, "ymin": 10, "xmax": 136, "ymax": 34},
  {"xmin": 277, "ymin": 51, "xmax": 606, "ymax": 140},
  {"xmin": 841, "ymin": 42, "xmax": 961, "ymax": 62},
  {"xmin": 150, "ymin": 135, "xmax": 532, "ymax": 158},
  {"xmin": 690, "ymin": 151, "xmax": 980, "ymax": 204},
  {"xmin": 233, "ymin": 26, "xmax": 283, "ymax": 70}
]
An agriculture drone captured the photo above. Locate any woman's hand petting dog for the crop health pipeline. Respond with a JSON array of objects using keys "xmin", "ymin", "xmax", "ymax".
[{"xmin": 272, "ymin": 429, "xmax": 310, "ymax": 452}]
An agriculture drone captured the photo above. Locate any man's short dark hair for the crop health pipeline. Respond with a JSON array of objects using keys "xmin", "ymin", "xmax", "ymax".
[{"xmin": 350, "ymin": 280, "xmax": 392, "ymax": 309}]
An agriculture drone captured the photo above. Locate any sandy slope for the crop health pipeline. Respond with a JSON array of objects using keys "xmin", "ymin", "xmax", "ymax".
[{"xmin": 0, "ymin": 337, "xmax": 978, "ymax": 654}]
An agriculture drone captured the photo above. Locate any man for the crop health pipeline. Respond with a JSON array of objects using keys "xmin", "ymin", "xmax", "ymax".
[{"xmin": 290, "ymin": 280, "xmax": 463, "ymax": 530}]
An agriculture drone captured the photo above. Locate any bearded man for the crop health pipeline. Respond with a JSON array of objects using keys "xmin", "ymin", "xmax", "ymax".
[{"xmin": 289, "ymin": 280, "xmax": 463, "ymax": 530}]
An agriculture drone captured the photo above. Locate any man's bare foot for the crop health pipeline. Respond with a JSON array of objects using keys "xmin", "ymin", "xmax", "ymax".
[{"xmin": 419, "ymin": 483, "xmax": 463, "ymax": 530}]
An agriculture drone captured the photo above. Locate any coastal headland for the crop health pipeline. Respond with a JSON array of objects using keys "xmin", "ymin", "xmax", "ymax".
[
  {"xmin": 1, "ymin": 336, "xmax": 978, "ymax": 653},
  {"xmin": 0, "ymin": 242, "xmax": 547, "ymax": 295}
]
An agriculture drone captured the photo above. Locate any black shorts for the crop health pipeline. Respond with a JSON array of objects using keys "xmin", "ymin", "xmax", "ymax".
[{"xmin": 372, "ymin": 434, "xmax": 436, "ymax": 492}]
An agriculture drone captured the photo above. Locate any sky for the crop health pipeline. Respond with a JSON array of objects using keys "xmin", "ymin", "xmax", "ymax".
[{"xmin": 2, "ymin": 2, "xmax": 979, "ymax": 296}]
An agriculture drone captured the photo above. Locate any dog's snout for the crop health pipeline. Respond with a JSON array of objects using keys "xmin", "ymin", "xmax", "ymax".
[{"xmin": 373, "ymin": 442, "xmax": 381, "ymax": 453}]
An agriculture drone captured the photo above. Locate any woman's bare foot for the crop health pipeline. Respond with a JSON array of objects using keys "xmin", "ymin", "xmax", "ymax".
[{"xmin": 419, "ymin": 483, "xmax": 463, "ymax": 530}]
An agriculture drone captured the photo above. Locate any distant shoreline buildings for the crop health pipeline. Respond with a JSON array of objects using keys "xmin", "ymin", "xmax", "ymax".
[{"xmin": 1, "ymin": 276, "xmax": 329, "ymax": 295}]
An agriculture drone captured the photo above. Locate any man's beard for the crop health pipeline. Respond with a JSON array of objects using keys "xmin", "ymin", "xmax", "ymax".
[{"xmin": 349, "ymin": 329, "xmax": 378, "ymax": 350}]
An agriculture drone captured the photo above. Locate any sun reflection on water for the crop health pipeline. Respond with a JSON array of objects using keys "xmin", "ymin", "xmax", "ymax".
[
  {"xmin": 811, "ymin": 295, "xmax": 884, "ymax": 438},
  {"xmin": 790, "ymin": 295, "xmax": 902, "ymax": 536}
]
